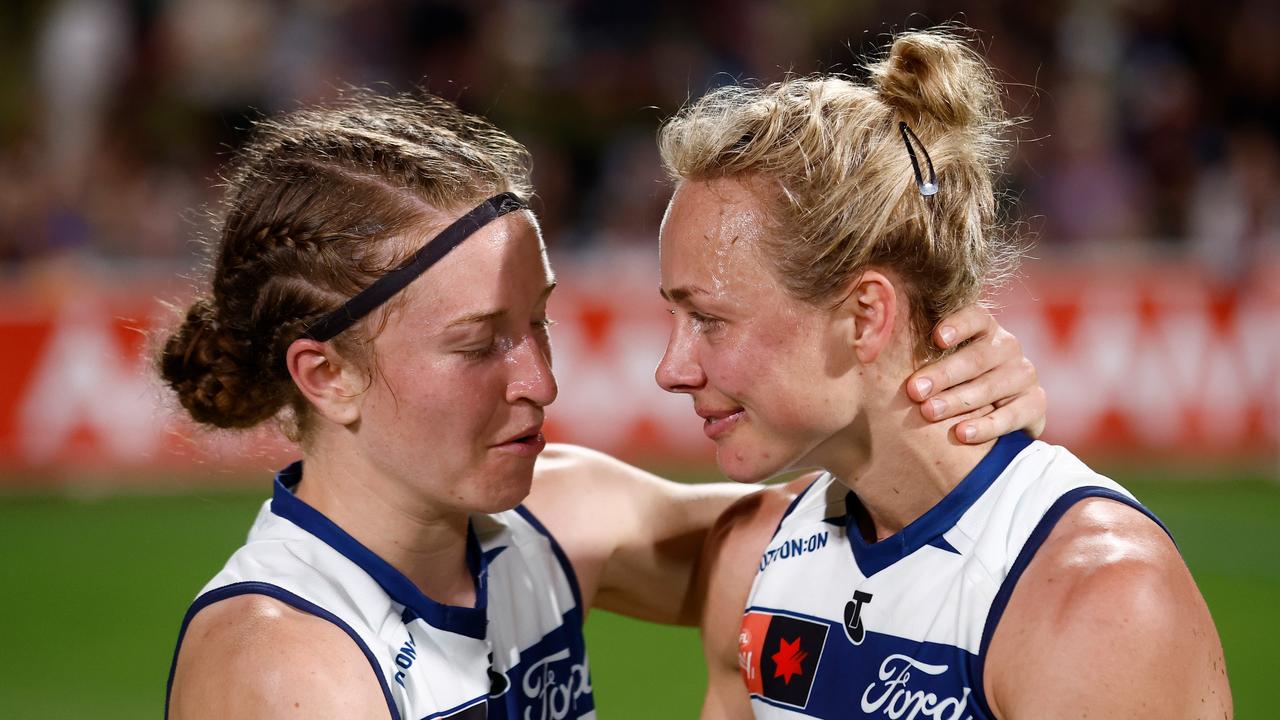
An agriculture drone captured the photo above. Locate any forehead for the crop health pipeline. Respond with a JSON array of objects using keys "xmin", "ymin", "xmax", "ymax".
[
  {"xmin": 399, "ymin": 210, "xmax": 552, "ymax": 317},
  {"xmin": 659, "ymin": 177, "xmax": 777, "ymax": 294}
]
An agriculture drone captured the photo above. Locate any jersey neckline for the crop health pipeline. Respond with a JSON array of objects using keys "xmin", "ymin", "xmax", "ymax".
[
  {"xmin": 270, "ymin": 460, "xmax": 489, "ymax": 639},
  {"xmin": 843, "ymin": 431, "xmax": 1034, "ymax": 577}
]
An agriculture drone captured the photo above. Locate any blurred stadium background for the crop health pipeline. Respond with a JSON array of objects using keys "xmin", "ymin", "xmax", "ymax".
[{"xmin": 1, "ymin": 0, "xmax": 1277, "ymax": 717}]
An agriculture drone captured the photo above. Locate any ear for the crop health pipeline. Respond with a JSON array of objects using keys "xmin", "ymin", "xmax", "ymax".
[
  {"xmin": 836, "ymin": 269, "xmax": 899, "ymax": 364},
  {"xmin": 285, "ymin": 338, "xmax": 365, "ymax": 427}
]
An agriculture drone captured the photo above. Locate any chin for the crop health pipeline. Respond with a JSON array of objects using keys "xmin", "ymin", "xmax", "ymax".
[
  {"xmin": 469, "ymin": 466, "xmax": 535, "ymax": 514},
  {"xmin": 715, "ymin": 442, "xmax": 790, "ymax": 485}
]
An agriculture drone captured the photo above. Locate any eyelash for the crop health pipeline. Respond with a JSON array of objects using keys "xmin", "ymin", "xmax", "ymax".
[
  {"xmin": 690, "ymin": 311, "xmax": 723, "ymax": 331},
  {"xmin": 667, "ymin": 308, "xmax": 725, "ymax": 334},
  {"xmin": 460, "ymin": 319, "xmax": 555, "ymax": 360}
]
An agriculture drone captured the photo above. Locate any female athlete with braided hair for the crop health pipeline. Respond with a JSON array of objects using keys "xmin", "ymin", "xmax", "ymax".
[
  {"xmin": 161, "ymin": 89, "xmax": 1047, "ymax": 719},
  {"xmin": 659, "ymin": 30, "xmax": 1230, "ymax": 719}
]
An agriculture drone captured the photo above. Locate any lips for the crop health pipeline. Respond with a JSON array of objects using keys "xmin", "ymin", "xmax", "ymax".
[
  {"xmin": 493, "ymin": 425, "xmax": 547, "ymax": 457},
  {"xmin": 697, "ymin": 407, "xmax": 745, "ymax": 440}
]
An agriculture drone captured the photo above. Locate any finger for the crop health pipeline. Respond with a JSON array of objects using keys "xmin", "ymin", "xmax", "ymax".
[
  {"xmin": 908, "ymin": 333, "xmax": 1005, "ymax": 400},
  {"xmin": 931, "ymin": 305, "xmax": 996, "ymax": 350},
  {"xmin": 919, "ymin": 357, "xmax": 1036, "ymax": 422},
  {"xmin": 953, "ymin": 386, "xmax": 1048, "ymax": 443}
]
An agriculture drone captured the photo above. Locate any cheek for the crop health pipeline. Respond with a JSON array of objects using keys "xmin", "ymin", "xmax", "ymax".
[
  {"xmin": 722, "ymin": 327, "xmax": 840, "ymax": 429},
  {"xmin": 709, "ymin": 322, "xmax": 806, "ymax": 395},
  {"xmin": 370, "ymin": 359, "xmax": 505, "ymax": 436}
]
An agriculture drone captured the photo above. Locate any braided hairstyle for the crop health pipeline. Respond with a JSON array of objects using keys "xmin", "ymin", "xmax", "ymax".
[{"xmin": 159, "ymin": 89, "xmax": 532, "ymax": 437}]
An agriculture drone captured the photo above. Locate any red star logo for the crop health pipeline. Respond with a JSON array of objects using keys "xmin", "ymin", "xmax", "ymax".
[{"xmin": 771, "ymin": 636, "xmax": 808, "ymax": 685}]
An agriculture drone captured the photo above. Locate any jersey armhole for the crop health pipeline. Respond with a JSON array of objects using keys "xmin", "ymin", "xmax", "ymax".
[
  {"xmin": 968, "ymin": 486, "xmax": 1173, "ymax": 719},
  {"xmin": 513, "ymin": 505, "xmax": 585, "ymax": 621},
  {"xmin": 164, "ymin": 581, "xmax": 400, "ymax": 720}
]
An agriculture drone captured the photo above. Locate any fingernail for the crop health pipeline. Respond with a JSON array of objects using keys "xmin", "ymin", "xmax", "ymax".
[
  {"xmin": 939, "ymin": 326, "xmax": 957, "ymax": 346},
  {"xmin": 913, "ymin": 378, "xmax": 932, "ymax": 398},
  {"xmin": 962, "ymin": 425, "xmax": 977, "ymax": 442},
  {"xmin": 928, "ymin": 398, "xmax": 946, "ymax": 417}
]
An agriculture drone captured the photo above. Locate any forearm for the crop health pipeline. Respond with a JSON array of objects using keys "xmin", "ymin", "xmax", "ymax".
[{"xmin": 595, "ymin": 482, "xmax": 758, "ymax": 625}]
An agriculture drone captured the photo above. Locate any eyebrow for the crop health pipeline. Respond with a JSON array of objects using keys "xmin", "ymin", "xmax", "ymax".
[
  {"xmin": 659, "ymin": 285, "xmax": 708, "ymax": 304},
  {"xmin": 445, "ymin": 281, "xmax": 558, "ymax": 328}
]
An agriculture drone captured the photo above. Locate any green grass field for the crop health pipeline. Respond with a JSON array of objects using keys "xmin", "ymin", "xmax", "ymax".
[{"xmin": 0, "ymin": 467, "xmax": 1275, "ymax": 719}]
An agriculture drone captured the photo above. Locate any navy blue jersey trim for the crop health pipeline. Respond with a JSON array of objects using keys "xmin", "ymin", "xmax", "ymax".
[
  {"xmin": 766, "ymin": 473, "xmax": 822, "ymax": 542},
  {"xmin": 419, "ymin": 694, "xmax": 486, "ymax": 720},
  {"xmin": 927, "ymin": 535, "xmax": 961, "ymax": 555},
  {"xmin": 970, "ymin": 486, "xmax": 1172, "ymax": 719},
  {"xmin": 751, "ymin": 692, "xmax": 815, "ymax": 713},
  {"xmin": 270, "ymin": 461, "xmax": 488, "ymax": 639},
  {"xmin": 514, "ymin": 504, "xmax": 585, "ymax": 619},
  {"xmin": 846, "ymin": 431, "xmax": 1034, "ymax": 577},
  {"xmin": 165, "ymin": 581, "xmax": 401, "ymax": 720}
]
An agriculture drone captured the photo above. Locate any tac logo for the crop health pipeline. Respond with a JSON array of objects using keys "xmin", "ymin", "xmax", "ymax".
[
  {"xmin": 738, "ymin": 611, "xmax": 829, "ymax": 709},
  {"xmin": 843, "ymin": 590, "xmax": 873, "ymax": 645}
]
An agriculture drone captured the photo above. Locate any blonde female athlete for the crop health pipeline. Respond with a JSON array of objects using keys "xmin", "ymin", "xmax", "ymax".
[
  {"xmin": 656, "ymin": 30, "xmax": 1230, "ymax": 720},
  {"xmin": 161, "ymin": 90, "xmax": 1047, "ymax": 719}
]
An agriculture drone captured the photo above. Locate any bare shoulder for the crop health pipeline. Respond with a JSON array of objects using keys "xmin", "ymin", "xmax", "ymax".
[
  {"xmin": 697, "ymin": 474, "xmax": 815, "ymax": 720},
  {"xmin": 986, "ymin": 498, "xmax": 1231, "ymax": 720},
  {"xmin": 705, "ymin": 474, "xmax": 812, "ymax": 571},
  {"xmin": 698, "ymin": 473, "xmax": 815, "ymax": 663},
  {"xmin": 526, "ymin": 443, "xmax": 662, "ymax": 513},
  {"xmin": 169, "ymin": 594, "xmax": 390, "ymax": 720},
  {"xmin": 531, "ymin": 442, "xmax": 620, "ymax": 481}
]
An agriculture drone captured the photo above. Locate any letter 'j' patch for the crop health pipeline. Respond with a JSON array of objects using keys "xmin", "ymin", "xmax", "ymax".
[{"xmin": 738, "ymin": 611, "xmax": 829, "ymax": 709}]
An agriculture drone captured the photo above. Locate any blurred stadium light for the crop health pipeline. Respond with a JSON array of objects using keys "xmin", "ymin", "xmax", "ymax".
[
  {"xmin": 0, "ymin": 0, "xmax": 1276, "ymax": 483},
  {"xmin": 1, "ymin": 4, "xmax": 1277, "ymax": 719}
]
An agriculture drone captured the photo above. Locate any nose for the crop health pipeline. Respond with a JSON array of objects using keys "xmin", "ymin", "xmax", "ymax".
[
  {"xmin": 506, "ymin": 334, "xmax": 558, "ymax": 407},
  {"xmin": 655, "ymin": 322, "xmax": 705, "ymax": 395}
]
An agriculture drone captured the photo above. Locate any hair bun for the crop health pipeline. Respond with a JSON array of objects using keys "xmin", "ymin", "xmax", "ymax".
[
  {"xmin": 869, "ymin": 30, "xmax": 1001, "ymax": 129},
  {"xmin": 159, "ymin": 299, "xmax": 285, "ymax": 429}
]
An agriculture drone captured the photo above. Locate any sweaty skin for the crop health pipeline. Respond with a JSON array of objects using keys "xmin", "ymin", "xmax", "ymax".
[
  {"xmin": 663, "ymin": 179, "xmax": 1231, "ymax": 720},
  {"xmin": 169, "ymin": 208, "xmax": 1050, "ymax": 719},
  {"xmin": 696, "ymin": 489, "xmax": 1232, "ymax": 720}
]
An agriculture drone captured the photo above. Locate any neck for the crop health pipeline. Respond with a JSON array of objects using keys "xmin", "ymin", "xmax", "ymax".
[
  {"xmin": 294, "ymin": 441, "xmax": 477, "ymax": 608},
  {"xmin": 819, "ymin": 379, "xmax": 997, "ymax": 542}
]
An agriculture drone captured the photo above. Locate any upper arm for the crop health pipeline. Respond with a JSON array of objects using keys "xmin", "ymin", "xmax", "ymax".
[
  {"xmin": 985, "ymin": 499, "xmax": 1231, "ymax": 720},
  {"xmin": 696, "ymin": 479, "xmax": 808, "ymax": 720},
  {"xmin": 525, "ymin": 443, "xmax": 758, "ymax": 625},
  {"xmin": 169, "ymin": 594, "xmax": 391, "ymax": 720}
]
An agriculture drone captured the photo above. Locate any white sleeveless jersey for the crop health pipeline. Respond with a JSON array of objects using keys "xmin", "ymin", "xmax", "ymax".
[
  {"xmin": 165, "ymin": 462, "xmax": 595, "ymax": 720},
  {"xmin": 738, "ymin": 432, "xmax": 1169, "ymax": 719}
]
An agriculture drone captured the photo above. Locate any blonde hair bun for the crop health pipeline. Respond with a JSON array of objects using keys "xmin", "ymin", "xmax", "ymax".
[{"xmin": 869, "ymin": 30, "xmax": 1002, "ymax": 130}]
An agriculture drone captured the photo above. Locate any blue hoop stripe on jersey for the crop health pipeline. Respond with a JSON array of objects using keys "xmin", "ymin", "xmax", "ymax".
[
  {"xmin": 420, "ymin": 693, "xmax": 487, "ymax": 720},
  {"xmin": 164, "ymin": 581, "xmax": 400, "ymax": 720},
  {"xmin": 968, "ymin": 486, "xmax": 1173, "ymax": 719},
  {"xmin": 271, "ymin": 461, "xmax": 489, "ymax": 639},
  {"xmin": 745, "ymin": 604, "xmax": 984, "ymax": 719},
  {"xmin": 845, "ymin": 431, "xmax": 1034, "ymax": 577},
  {"xmin": 514, "ymin": 505, "xmax": 584, "ymax": 619}
]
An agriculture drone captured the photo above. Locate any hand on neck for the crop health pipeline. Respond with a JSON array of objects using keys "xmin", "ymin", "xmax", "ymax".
[{"xmin": 822, "ymin": 369, "xmax": 998, "ymax": 543}]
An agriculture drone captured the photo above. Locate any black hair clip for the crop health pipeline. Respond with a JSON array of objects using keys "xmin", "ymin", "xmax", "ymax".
[{"xmin": 898, "ymin": 122, "xmax": 938, "ymax": 197}]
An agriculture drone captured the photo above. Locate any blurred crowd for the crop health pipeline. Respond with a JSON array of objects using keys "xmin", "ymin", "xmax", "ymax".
[{"xmin": 0, "ymin": 0, "xmax": 1277, "ymax": 274}]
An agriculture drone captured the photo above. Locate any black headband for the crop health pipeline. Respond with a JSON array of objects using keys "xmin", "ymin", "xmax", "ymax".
[{"xmin": 302, "ymin": 192, "xmax": 528, "ymax": 342}]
